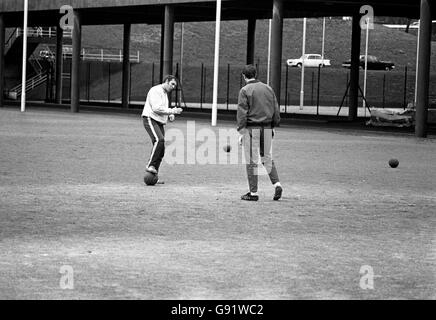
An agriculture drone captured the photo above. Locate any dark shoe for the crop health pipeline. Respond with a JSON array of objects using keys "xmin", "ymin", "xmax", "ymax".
[
  {"xmin": 241, "ymin": 192, "xmax": 259, "ymax": 201},
  {"xmin": 156, "ymin": 180, "xmax": 165, "ymax": 184},
  {"xmin": 273, "ymin": 186, "xmax": 283, "ymax": 201},
  {"xmin": 146, "ymin": 166, "xmax": 158, "ymax": 174}
]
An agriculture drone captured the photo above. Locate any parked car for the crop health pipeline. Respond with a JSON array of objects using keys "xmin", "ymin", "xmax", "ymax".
[
  {"xmin": 286, "ymin": 54, "xmax": 331, "ymax": 68},
  {"xmin": 342, "ymin": 55, "xmax": 395, "ymax": 70}
]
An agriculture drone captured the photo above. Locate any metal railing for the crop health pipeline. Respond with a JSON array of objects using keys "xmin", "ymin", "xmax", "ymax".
[
  {"xmin": 5, "ymin": 27, "xmax": 139, "ymax": 63},
  {"xmin": 16, "ymin": 27, "xmax": 72, "ymax": 38},
  {"xmin": 29, "ymin": 53, "xmax": 45, "ymax": 74},
  {"xmin": 4, "ymin": 28, "xmax": 18, "ymax": 51},
  {"xmin": 4, "ymin": 27, "xmax": 72, "ymax": 54},
  {"xmin": 6, "ymin": 72, "xmax": 48, "ymax": 99},
  {"xmin": 34, "ymin": 44, "xmax": 140, "ymax": 63},
  {"xmin": 62, "ymin": 47, "xmax": 140, "ymax": 63}
]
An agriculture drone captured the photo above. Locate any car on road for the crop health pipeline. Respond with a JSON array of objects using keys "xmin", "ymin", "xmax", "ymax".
[
  {"xmin": 286, "ymin": 54, "xmax": 331, "ymax": 68},
  {"xmin": 342, "ymin": 55, "xmax": 395, "ymax": 70}
]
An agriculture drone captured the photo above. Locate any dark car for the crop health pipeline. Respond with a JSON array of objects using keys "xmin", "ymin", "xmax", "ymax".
[{"xmin": 342, "ymin": 55, "xmax": 395, "ymax": 70}]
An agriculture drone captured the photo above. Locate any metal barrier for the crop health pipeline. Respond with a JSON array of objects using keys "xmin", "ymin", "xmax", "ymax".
[
  {"xmin": 6, "ymin": 73, "xmax": 48, "ymax": 99},
  {"xmin": 16, "ymin": 27, "xmax": 72, "ymax": 38},
  {"xmin": 61, "ymin": 47, "xmax": 140, "ymax": 63}
]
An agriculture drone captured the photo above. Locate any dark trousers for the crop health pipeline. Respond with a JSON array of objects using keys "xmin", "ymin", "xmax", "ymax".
[{"xmin": 143, "ymin": 117, "xmax": 165, "ymax": 171}]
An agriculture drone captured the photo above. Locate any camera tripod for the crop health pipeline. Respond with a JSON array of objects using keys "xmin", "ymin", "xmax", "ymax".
[
  {"xmin": 174, "ymin": 79, "xmax": 188, "ymax": 109},
  {"xmin": 337, "ymin": 80, "xmax": 372, "ymax": 116}
]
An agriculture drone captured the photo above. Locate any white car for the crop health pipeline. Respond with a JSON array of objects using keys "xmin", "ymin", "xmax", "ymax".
[{"xmin": 286, "ymin": 54, "xmax": 331, "ymax": 68}]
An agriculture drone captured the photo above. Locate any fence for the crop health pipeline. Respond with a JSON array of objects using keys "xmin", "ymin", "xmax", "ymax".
[
  {"xmin": 56, "ymin": 61, "xmax": 435, "ymax": 115},
  {"xmin": 16, "ymin": 27, "xmax": 73, "ymax": 38},
  {"xmin": 6, "ymin": 72, "xmax": 48, "ymax": 99},
  {"xmin": 62, "ymin": 47, "xmax": 140, "ymax": 63}
]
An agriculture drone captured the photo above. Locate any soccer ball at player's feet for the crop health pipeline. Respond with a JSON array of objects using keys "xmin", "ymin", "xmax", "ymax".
[{"xmin": 144, "ymin": 171, "xmax": 158, "ymax": 185}]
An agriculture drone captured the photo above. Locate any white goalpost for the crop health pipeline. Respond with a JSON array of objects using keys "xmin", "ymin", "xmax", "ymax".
[
  {"xmin": 21, "ymin": 0, "xmax": 29, "ymax": 113},
  {"xmin": 211, "ymin": 0, "xmax": 222, "ymax": 127}
]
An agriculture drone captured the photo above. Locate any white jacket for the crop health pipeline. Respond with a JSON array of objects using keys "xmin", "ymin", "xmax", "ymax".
[{"xmin": 141, "ymin": 84, "xmax": 171, "ymax": 124}]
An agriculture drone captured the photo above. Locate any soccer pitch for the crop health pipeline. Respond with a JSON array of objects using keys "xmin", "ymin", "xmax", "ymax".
[{"xmin": 0, "ymin": 107, "xmax": 435, "ymax": 299}]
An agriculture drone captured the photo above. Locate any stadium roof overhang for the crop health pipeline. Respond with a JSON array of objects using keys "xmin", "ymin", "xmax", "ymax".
[{"xmin": 0, "ymin": 0, "xmax": 434, "ymax": 27}]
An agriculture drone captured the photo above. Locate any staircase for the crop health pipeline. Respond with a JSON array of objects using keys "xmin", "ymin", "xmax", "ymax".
[
  {"xmin": 6, "ymin": 49, "xmax": 53, "ymax": 100},
  {"xmin": 4, "ymin": 28, "xmax": 18, "ymax": 55},
  {"xmin": 3, "ymin": 27, "xmax": 140, "ymax": 100},
  {"xmin": 3, "ymin": 27, "xmax": 69, "ymax": 100},
  {"xmin": 5, "ymin": 73, "xmax": 48, "ymax": 100}
]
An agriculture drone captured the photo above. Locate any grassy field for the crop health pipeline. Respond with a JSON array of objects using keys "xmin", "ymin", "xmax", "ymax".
[
  {"xmin": 82, "ymin": 18, "xmax": 436, "ymax": 73},
  {"xmin": 0, "ymin": 107, "xmax": 435, "ymax": 300},
  {"xmin": 72, "ymin": 19, "xmax": 436, "ymax": 108}
]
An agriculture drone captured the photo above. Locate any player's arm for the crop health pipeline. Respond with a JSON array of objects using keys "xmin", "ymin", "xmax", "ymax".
[
  {"xmin": 272, "ymin": 91, "xmax": 280, "ymax": 128},
  {"xmin": 237, "ymin": 89, "xmax": 248, "ymax": 132},
  {"xmin": 154, "ymin": 107, "xmax": 182, "ymax": 115},
  {"xmin": 149, "ymin": 90, "xmax": 182, "ymax": 115}
]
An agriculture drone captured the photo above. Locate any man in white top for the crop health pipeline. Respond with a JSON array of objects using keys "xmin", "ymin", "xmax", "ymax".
[{"xmin": 142, "ymin": 75, "xmax": 182, "ymax": 177}]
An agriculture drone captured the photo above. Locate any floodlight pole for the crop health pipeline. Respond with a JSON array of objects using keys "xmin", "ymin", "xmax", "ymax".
[
  {"xmin": 321, "ymin": 17, "xmax": 325, "ymax": 60},
  {"xmin": 414, "ymin": 20, "xmax": 420, "ymax": 106},
  {"xmin": 299, "ymin": 18, "xmax": 306, "ymax": 110},
  {"xmin": 211, "ymin": 0, "xmax": 222, "ymax": 127},
  {"xmin": 21, "ymin": 0, "xmax": 29, "ymax": 112},
  {"xmin": 267, "ymin": 19, "xmax": 272, "ymax": 85},
  {"xmin": 180, "ymin": 22, "xmax": 184, "ymax": 84},
  {"xmin": 363, "ymin": 18, "xmax": 370, "ymax": 115}
]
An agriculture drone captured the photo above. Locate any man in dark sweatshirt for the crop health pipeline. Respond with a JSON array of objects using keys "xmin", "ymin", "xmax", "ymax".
[{"xmin": 237, "ymin": 64, "xmax": 283, "ymax": 201}]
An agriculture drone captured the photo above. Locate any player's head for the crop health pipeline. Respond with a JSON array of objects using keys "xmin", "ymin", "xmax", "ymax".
[
  {"xmin": 162, "ymin": 75, "xmax": 178, "ymax": 93},
  {"xmin": 242, "ymin": 64, "xmax": 257, "ymax": 82}
]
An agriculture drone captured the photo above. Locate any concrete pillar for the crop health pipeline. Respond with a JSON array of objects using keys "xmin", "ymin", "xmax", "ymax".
[
  {"xmin": 55, "ymin": 26, "xmax": 63, "ymax": 104},
  {"xmin": 348, "ymin": 15, "xmax": 361, "ymax": 121},
  {"xmin": 163, "ymin": 5, "xmax": 174, "ymax": 78},
  {"xmin": 122, "ymin": 23, "xmax": 131, "ymax": 109},
  {"xmin": 415, "ymin": 0, "xmax": 432, "ymax": 138},
  {"xmin": 246, "ymin": 18, "xmax": 256, "ymax": 65},
  {"xmin": 270, "ymin": 0, "xmax": 284, "ymax": 101},
  {"xmin": 0, "ymin": 14, "xmax": 5, "ymax": 108},
  {"xmin": 71, "ymin": 10, "xmax": 82, "ymax": 113}
]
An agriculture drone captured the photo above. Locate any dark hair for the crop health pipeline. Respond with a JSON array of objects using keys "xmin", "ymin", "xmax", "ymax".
[
  {"xmin": 242, "ymin": 64, "xmax": 257, "ymax": 79},
  {"xmin": 163, "ymin": 75, "xmax": 178, "ymax": 85}
]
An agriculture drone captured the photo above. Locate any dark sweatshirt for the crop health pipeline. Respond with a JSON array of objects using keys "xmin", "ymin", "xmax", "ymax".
[{"xmin": 236, "ymin": 79, "xmax": 280, "ymax": 131}]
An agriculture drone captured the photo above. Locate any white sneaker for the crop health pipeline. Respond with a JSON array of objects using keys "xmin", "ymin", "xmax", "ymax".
[{"xmin": 146, "ymin": 166, "xmax": 158, "ymax": 174}]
